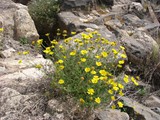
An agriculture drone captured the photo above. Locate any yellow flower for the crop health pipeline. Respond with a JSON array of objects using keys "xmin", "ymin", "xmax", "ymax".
[
  {"xmin": 45, "ymin": 33, "xmax": 50, "ymax": 36},
  {"xmin": 120, "ymin": 46, "xmax": 125, "ymax": 50},
  {"xmin": 113, "ymin": 86, "xmax": 119, "ymax": 91},
  {"xmin": 81, "ymin": 50, "xmax": 88, "ymax": 55},
  {"xmin": 79, "ymin": 42, "xmax": 84, "ymax": 46},
  {"xmin": 18, "ymin": 60, "xmax": 22, "ymax": 64},
  {"xmin": 87, "ymin": 88, "xmax": 95, "ymax": 95},
  {"xmin": 111, "ymin": 96, "xmax": 115, "ymax": 101},
  {"xmin": 71, "ymin": 31, "xmax": 76, "ymax": 35},
  {"xmin": 91, "ymin": 70, "xmax": 96, "ymax": 75},
  {"xmin": 123, "ymin": 75, "xmax": 129, "ymax": 83},
  {"xmin": 111, "ymin": 105, "xmax": 116, "ymax": 109},
  {"xmin": 112, "ymin": 49, "xmax": 118, "ymax": 55},
  {"xmin": 49, "ymin": 51, "xmax": 54, "ymax": 55},
  {"xmin": 59, "ymin": 45, "xmax": 64, "ymax": 49},
  {"xmin": 96, "ymin": 61, "xmax": 102, "ymax": 66},
  {"xmin": 35, "ymin": 64, "xmax": 43, "ymax": 69},
  {"xmin": 81, "ymin": 77, "xmax": 84, "ymax": 80},
  {"xmin": 62, "ymin": 34, "xmax": 67, "ymax": 37},
  {"xmin": 121, "ymin": 54, "xmax": 127, "ymax": 58},
  {"xmin": 85, "ymin": 67, "xmax": 91, "ymax": 72},
  {"xmin": 58, "ymin": 79, "xmax": 64, "ymax": 84},
  {"xmin": 110, "ymin": 42, "xmax": 116, "ymax": 46},
  {"xmin": 117, "ymin": 64, "xmax": 122, "ymax": 68},
  {"xmin": 63, "ymin": 56, "xmax": 66, "ymax": 59},
  {"xmin": 51, "ymin": 40, "xmax": 58, "ymax": 45},
  {"xmin": 59, "ymin": 65, "xmax": 64, "ymax": 70},
  {"xmin": 119, "ymin": 90, "xmax": 124, "ymax": 96},
  {"xmin": 70, "ymin": 51, "xmax": 76, "ymax": 56},
  {"xmin": 95, "ymin": 55, "xmax": 101, "ymax": 59},
  {"xmin": 108, "ymin": 89, "xmax": 113, "ymax": 94},
  {"xmin": 17, "ymin": 51, "xmax": 21, "ymax": 55},
  {"xmin": 99, "ymin": 76, "xmax": 107, "ymax": 81},
  {"xmin": 91, "ymin": 76, "xmax": 99, "ymax": 84},
  {"xmin": 118, "ymin": 83, "xmax": 124, "ymax": 89},
  {"xmin": 80, "ymin": 58, "xmax": 86, "ymax": 62},
  {"xmin": 99, "ymin": 70, "xmax": 107, "ymax": 76},
  {"xmin": 57, "ymin": 59, "xmax": 64, "ymax": 64},
  {"xmin": 57, "ymin": 33, "xmax": 61, "ymax": 36},
  {"xmin": 95, "ymin": 97, "xmax": 101, "ymax": 104},
  {"xmin": 118, "ymin": 60, "xmax": 125, "ymax": 64},
  {"xmin": 63, "ymin": 30, "xmax": 67, "ymax": 33},
  {"xmin": 131, "ymin": 77, "xmax": 139, "ymax": 86},
  {"xmin": 80, "ymin": 98, "xmax": 85, "ymax": 104},
  {"xmin": 101, "ymin": 52, "xmax": 108, "ymax": 57},
  {"xmin": 32, "ymin": 41, "xmax": 35, "ymax": 45},
  {"xmin": 37, "ymin": 39, "xmax": 43, "ymax": 45},
  {"xmin": 117, "ymin": 101, "xmax": 123, "ymax": 108},
  {"xmin": 43, "ymin": 47, "xmax": 51, "ymax": 54},
  {"xmin": 0, "ymin": 28, "xmax": 4, "ymax": 32}
]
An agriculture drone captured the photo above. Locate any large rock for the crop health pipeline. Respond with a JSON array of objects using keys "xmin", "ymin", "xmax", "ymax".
[
  {"xmin": 121, "ymin": 97, "xmax": 160, "ymax": 120},
  {"xmin": 57, "ymin": 11, "xmax": 100, "ymax": 34},
  {"xmin": 121, "ymin": 31, "xmax": 159, "ymax": 66},
  {"xmin": 60, "ymin": 0, "xmax": 93, "ymax": 10},
  {"xmin": 14, "ymin": 8, "xmax": 39, "ymax": 42},
  {"xmin": 144, "ymin": 95, "xmax": 160, "ymax": 108},
  {"xmin": 0, "ymin": 0, "xmax": 39, "ymax": 47},
  {"xmin": 95, "ymin": 109, "xmax": 129, "ymax": 120}
]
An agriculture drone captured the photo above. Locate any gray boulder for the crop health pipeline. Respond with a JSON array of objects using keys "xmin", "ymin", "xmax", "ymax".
[
  {"xmin": 121, "ymin": 31, "xmax": 159, "ymax": 66},
  {"xmin": 0, "ymin": 0, "xmax": 39, "ymax": 48},
  {"xmin": 57, "ymin": 11, "xmax": 100, "ymax": 34},
  {"xmin": 60, "ymin": 0, "xmax": 93, "ymax": 10},
  {"xmin": 121, "ymin": 97, "xmax": 160, "ymax": 120},
  {"xmin": 95, "ymin": 109, "xmax": 129, "ymax": 120}
]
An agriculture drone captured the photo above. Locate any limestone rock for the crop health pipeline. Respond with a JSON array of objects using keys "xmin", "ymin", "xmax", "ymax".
[
  {"xmin": 129, "ymin": 2, "xmax": 144, "ymax": 15},
  {"xmin": 121, "ymin": 31, "xmax": 159, "ymax": 65},
  {"xmin": 112, "ymin": 4, "xmax": 129, "ymax": 13},
  {"xmin": 61, "ymin": 0, "xmax": 93, "ymax": 10},
  {"xmin": 0, "ymin": 0, "xmax": 39, "ymax": 46},
  {"xmin": 114, "ymin": 0, "xmax": 136, "ymax": 5},
  {"xmin": 57, "ymin": 11, "xmax": 100, "ymax": 34},
  {"xmin": 14, "ymin": 8, "xmax": 39, "ymax": 42},
  {"xmin": 0, "ymin": 48, "xmax": 16, "ymax": 58},
  {"xmin": 121, "ymin": 97, "xmax": 160, "ymax": 120},
  {"xmin": 47, "ymin": 99, "xmax": 63, "ymax": 114},
  {"xmin": 144, "ymin": 95, "xmax": 160, "ymax": 108},
  {"xmin": 95, "ymin": 109, "xmax": 129, "ymax": 120},
  {"xmin": 0, "ymin": 87, "xmax": 46, "ymax": 119},
  {"xmin": 122, "ymin": 14, "xmax": 143, "ymax": 27}
]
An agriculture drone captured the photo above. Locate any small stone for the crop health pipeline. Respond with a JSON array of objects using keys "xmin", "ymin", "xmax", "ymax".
[
  {"xmin": 0, "ymin": 48, "xmax": 16, "ymax": 58},
  {"xmin": 47, "ymin": 99, "xmax": 63, "ymax": 114},
  {"xmin": 43, "ymin": 113, "xmax": 51, "ymax": 120}
]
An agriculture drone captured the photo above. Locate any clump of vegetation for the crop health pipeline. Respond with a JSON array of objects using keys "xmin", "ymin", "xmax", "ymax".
[
  {"xmin": 35, "ymin": 30, "xmax": 139, "ymax": 111},
  {"xmin": 28, "ymin": 0, "xmax": 60, "ymax": 35}
]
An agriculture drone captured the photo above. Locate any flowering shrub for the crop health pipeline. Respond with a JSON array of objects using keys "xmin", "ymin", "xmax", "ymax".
[{"xmin": 35, "ymin": 30, "xmax": 139, "ymax": 110}]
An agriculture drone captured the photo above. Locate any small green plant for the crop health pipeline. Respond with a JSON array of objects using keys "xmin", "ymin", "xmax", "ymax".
[
  {"xmin": 35, "ymin": 30, "xmax": 139, "ymax": 110},
  {"xmin": 28, "ymin": 0, "xmax": 60, "ymax": 34},
  {"xmin": 19, "ymin": 37, "xmax": 29, "ymax": 45}
]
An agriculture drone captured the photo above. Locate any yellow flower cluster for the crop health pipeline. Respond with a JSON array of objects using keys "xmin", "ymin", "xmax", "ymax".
[
  {"xmin": 39, "ymin": 30, "xmax": 140, "ymax": 109},
  {"xmin": 43, "ymin": 47, "xmax": 54, "ymax": 55}
]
